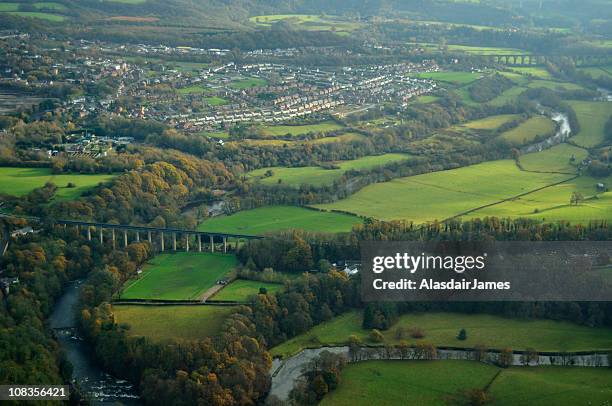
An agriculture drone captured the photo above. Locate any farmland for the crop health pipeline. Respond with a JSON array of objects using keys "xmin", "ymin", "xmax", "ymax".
[
  {"xmin": 315, "ymin": 160, "xmax": 570, "ymax": 223},
  {"xmin": 248, "ymin": 153, "xmax": 410, "ymax": 187},
  {"xmin": 259, "ymin": 121, "xmax": 344, "ymax": 137},
  {"xmin": 197, "ymin": 206, "xmax": 360, "ymax": 235},
  {"xmin": 320, "ymin": 361, "xmax": 612, "ymax": 406},
  {"xmin": 460, "ymin": 114, "xmax": 520, "ymax": 130},
  {"xmin": 499, "ymin": 116, "xmax": 556, "ymax": 145},
  {"xmin": 249, "ymin": 14, "xmax": 363, "ymax": 33},
  {"xmin": 519, "ymin": 143, "xmax": 587, "ymax": 173},
  {"xmin": 414, "ymin": 71, "xmax": 482, "ymax": 85},
  {"xmin": 0, "ymin": 167, "xmax": 115, "ymax": 200},
  {"xmin": 212, "ymin": 279, "xmax": 283, "ymax": 301},
  {"xmin": 568, "ymin": 101, "xmax": 611, "ymax": 147},
  {"xmin": 119, "ymin": 253, "xmax": 238, "ymax": 300},
  {"xmin": 113, "ymin": 305, "xmax": 233, "ymax": 341},
  {"xmin": 271, "ymin": 311, "xmax": 612, "ymax": 358}
]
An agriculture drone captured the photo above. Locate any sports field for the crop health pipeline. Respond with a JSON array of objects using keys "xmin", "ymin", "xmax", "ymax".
[
  {"xmin": 113, "ymin": 305, "xmax": 233, "ymax": 341},
  {"xmin": 212, "ymin": 279, "xmax": 283, "ymax": 301},
  {"xmin": 271, "ymin": 311, "xmax": 612, "ymax": 358},
  {"xmin": 119, "ymin": 252, "xmax": 238, "ymax": 300},
  {"xmin": 568, "ymin": 100, "xmax": 611, "ymax": 147},
  {"xmin": 204, "ymin": 96, "xmax": 228, "ymax": 106},
  {"xmin": 320, "ymin": 361, "xmax": 612, "ymax": 406},
  {"xmin": 315, "ymin": 160, "xmax": 570, "ymax": 223},
  {"xmin": 248, "ymin": 154, "xmax": 410, "ymax": 187},
  {"xmin": 197, "ymin": 206, "xmax": 360, "ymax": 235},
  {"xmin": 259, "ymin": 121, "xmax": 344, "ymax": 137},
  {"xmin": 0, "ymin": 167, "xmax": 115, "ymax": 199},
  {"xmin": 229, "ymin": 77, "xmax": 267, "ymax": 89},
  {"xmin": 499, "ymin": 116, "xmax": 556, "ymax": 145},
  {"xmin": 177, "ymin": 85, "xmax": 207, "ymax": 95}
]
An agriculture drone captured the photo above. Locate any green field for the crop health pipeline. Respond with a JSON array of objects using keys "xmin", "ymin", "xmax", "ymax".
[
  {"xmin": 519, "ymin": 143, "xmax": 587, "ymax": 173},
  {"xmin": 212, "ymin": 279, "xmax": 283, "ymax": 301},
  {"xmin": 487, "ymin": 85, "xmax": 527, "ymax": 106},
  {"xmin": 248, "ymin": 154, "xmax": 410, "ymax": 187},
  {"xmin": 271, "ymin": 311, "xmax": 612, "ymax": 358},
  {"xmin": 113, "ymin": 305, "xmax": 233, "ymax": 341},
  {"xmin": 499, "ymin": 116, "xmax": 556, "ymax": 145},
  {"xmin": 527, "ymin": 80, "xmax": 584, "ymax": 91},
  {"xmin": 4, "ymin": 11, "xmax": 64, "ymax": 20},
  {"xmin": 204, "ymin": 96, "xmax": 228, "ymax": 106},
  {"xmin": 315, "ymin": 160, "xmax": 570, "ymax": 223},
  {"xmin": 0, "ymin": 2, "xmax": 66, "ymax": 11},
  {"xmin": 509, "ymin": 67, "xmax": 552, "ymax": 78},
  {"xmin": 119, "ymin": 252, "xmax": 238, "ymax": 300},
  {"xmin": 415, "ymin": 71, "xmax": 482, "ymax": 85},
  {"xmin": 177, "ymin": 85, "xmax": 207, "ymax": 95},
  {"xmin": 569, "ymin": 100, "xmax": 611, "ymax": 148},
  {"xmin": 229, "ymin": 77, "xmax": 267, "ymax": 89},
  {"xmin": 460, "ymin": 114, "xmax": 520, "ymax": 130},
  {"xmin": 249, "ymin": 14, "xmax": 362, "ymax": 33},
  {"xmin": 0, "ymin": 167, "xmax": 115, "ymax": 199},
  {"xmin": 259, "ymin": 121, "xmax": 344, "ymax": 137},
  {"xmin": 320, "ymin": 361, "xmax": 612, "ymax": 406},
  {"xmin": 197, "ymin": 206, "xmax": 360, "ymax": 235}
]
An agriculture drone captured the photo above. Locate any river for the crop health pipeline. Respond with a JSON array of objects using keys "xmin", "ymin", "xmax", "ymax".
[
  {"xmin": 49, "ymin": 280, "xmax": 140, "ymax": 404},
  {"xmin": 520, "ymin": 110, "xmax": 572, "ymax": 154}
]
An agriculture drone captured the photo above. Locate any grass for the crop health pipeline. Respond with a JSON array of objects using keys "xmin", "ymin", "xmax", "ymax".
[
  {"xmin": 308, "ymin": 132, "xmax": 366, "ymax": 144},
  {"xmin": 460, "ymin": 114, "xmax": 520, "ymax": 130},
  {"xmin": 177, "ymin": 85, "xmax": 207, "ymax": 95},
  {"xmin": 113, "ymin": 305, "xmax": 233, "ymax": 341},
  {"xmin": 249, "ymin": 14, "xmax": 362, "ymax": 33},
  {"xmin": 499, "ymin": 116, "xmax": 556, "ymax": 146},
  {"xmin": 229, "ymin": 77, "xmax": 267, "ymax": 89},
  {"xmin": 321, "ymin": 361, "xmax": 612, "ymax": 406},
  {"xmin": 119, "ymin": 252, "xmax": 238, "ymax": 300},
  {"xmin": 415, "ymin": 71, "xmax": 482, "ymax": 85},
  {"xmin": 320, "ymin": 361, "xmax": 498, "ymax": 406},
  {"xmin": 248, "ymin": 154, "xmax": 410, "ymax": 187},
  {"xmin": 519, "ymin": 143, "xmax": 588, "ymax": 173},
  {"xmin": 259, "ymin": 121, "xmax": 344, "ymax": 137},
  {"xmin": 0, "ymin": 167, "xmax": 115, "ymax": 200},
  {"xmin": 5, "ymin": 11, "xmax": 64, "ymax": 21},
  {"xmin": 271, "ymin": 311, "xmax": 612, "ymax": 358},
  {"xmin": 204, "ymin": 96, "xmax": 228, "ymax": 106},
  {"xmin": 527, "ymin": 80, "xmax": 584, "ymax": 91},
  {"xmin": 509, "ymin": 67, "xmax": 552, "ymax": 78},
  {"xmin": 315, "ymin": 160, "xmax": 570, "ymax": 223},
  {"xmin": 568, "ymin": 101, "xmax": 611, "ymax": 148},
  {"xmin": 212, "ymin": 279, "xmax": 283, "ymax": 301},
  {"xmin": 487, "ymin": 86, "xmax": 527, "ymax": 106},
  {"xmin": 197, "ymin": 206, "xmax": 360, "ymax": 235},
  {"xmin": 415, "ymin": 95, "xmax": 439, "ymax": 104}
]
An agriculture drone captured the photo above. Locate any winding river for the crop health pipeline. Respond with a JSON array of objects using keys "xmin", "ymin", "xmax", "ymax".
[
  {"xmin": 49, "ymin": 281, "xmax": 140, "ymax": 404},
  {"xmin": 520, "ymin": 110, "xmax": 572, "ymax": 155}
]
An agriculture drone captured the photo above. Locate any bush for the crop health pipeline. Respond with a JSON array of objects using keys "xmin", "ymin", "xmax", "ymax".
[
  {"xmin": 457, "ymin": 328, "xmax": 467, "ymax": 341},
  {"xmin": 370, "ymin": 329, "xmax": 384, "ymax": 343},
  {"xmin": 409, "ymin": 327, "xmax": 425, "ymax": 339}
]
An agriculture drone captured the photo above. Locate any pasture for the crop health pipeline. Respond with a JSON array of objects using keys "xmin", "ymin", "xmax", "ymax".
[
  {"xmin": 0, "ymin": 167, "xmax": 115, "ymax": 199},
  {"xmin": 119, "ymin": 252, "xmax": 237, "ymax": 300},
  {"xmin": 177, "ymin": 85, "xmax": 207, "ymax": 95},
  {"xmin": 415, "ymin": 71, "xmax": 482, "ymax": 85},
  {"xmin": 499, "ymin": 116, "xmax": 556, "ymax": 145},
  {"xmin": 569, "ymin": 100, "xmax": 611, "ymax": 147},
  {"xmin": 204, "ymin": 96, "xmax": 228, "ymax": 106},
  {"xmin": 259, "ymin": 121, "xmax": 344, "ymax": 137},
  {"xmin": 5, "ymin": 11, "xmax": 64, "ymax": 20},
  {"xmin": 197, "ymin": 206, "xmax": 360, "ymax": 235},
  {"xmin": 249, "ymin": 14, "xmax": 362, "ymax": 33},
  {"xmin": 113, "ymin": 305, "xmax": 233, "ymax": 341},
  {"xmin": 315, "ymin": 160, "xmax": 570, "ymax": 223},
  {"xmin": 320, "ymin": 361, "xmax": 612, "ymax": 406},
  {"xmin": 460, "ymin": 114, "xmax": 520, "ymax": 130},
  {"xmin": 509, "ymin": 67, "xmax": 552, "ymax": 78},
  {"xmin": 270, "ymin": 311, "xmax": 612, "ymax": 358},
  {"xmin": 519, "ymin": 143, "xmax": 587, "ymax": 173},
  {"xmin": 212, "ymin": 279, "xmax": 283, "ymax": 301},
  {"xmin": 248, "ymin": 153, "xmax": 410, "ymax": 187},
  {"xmin": 486, "ymin": 86, "xmax": 527, "ymax": 106}
]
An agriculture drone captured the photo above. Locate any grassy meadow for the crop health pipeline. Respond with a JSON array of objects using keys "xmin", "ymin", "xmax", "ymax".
[
  {"xmin": 320, "ymin": 361, "xmax": 612, "ymax": 406},
  {"xmin": 197, "ymin": 206, "xmax": 360, "ymax": 235},
  {"xmin": 315, "ymin": 160, "xmax": 570, "ymax": 223},
  {"xmin": 119, "ymin": 252, "xmax": 237, "ymax": 300},
  {"xmin": 248, "ymin": 154, "xmax": 410, "ymax": 187},
  {"xmin": 259, "ymin": 121, "xmax": 344, "ymax": 137},
  {"xmin": 229, "ymin": 77, "xmax": 267, "ymax": 89},
  {"xmin": 569, "ymin": 101, "xmax": 611, "ymax": 148},
  {"xmin": 519, "ymin": 143, "xmax": 587, "ymax": 173},
  {"xmin": 0, "ymin": 167, "xmax": 115, "ymax": 199},
  {"xmin": 499, "ymin": 116, "xmax": 556, "ymax": 145},
  {"xmin": 271, "ymin": 311, "xmax": 612, "ymax": 358},
  {"xmin": 415, "ymin": 71, "xmax": 483, "ymax": 85},
  {"xmin": 113, "ymin": 305, "xmax": 233, "ymax": 341},
  {"xmin": 460, "ymin": 114, "xmax": 520, "ymax": 130},
  {"xmin": 212, "ymin": 279, "xmax": 283, "ymax": 301}
]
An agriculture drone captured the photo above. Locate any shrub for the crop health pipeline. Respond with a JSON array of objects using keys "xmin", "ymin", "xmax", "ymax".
[
  {"xmin": 370, "ymin": 329, "xmax": 384, "ymax": 343},
  {"xmin": 457, "ymin": 328, "xmax": 467, "ymax": 341},
  {"xmin": 409, "ymin": 327, "xmax": 425, "ymax": 339}
]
